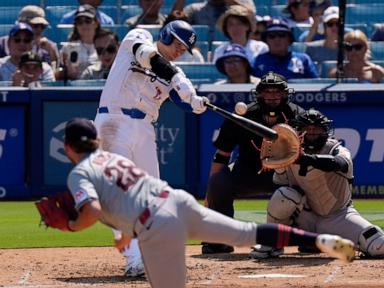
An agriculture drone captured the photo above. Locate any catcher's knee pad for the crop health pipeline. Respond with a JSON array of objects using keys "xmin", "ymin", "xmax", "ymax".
[
  {"xmin": 358, "ymin": 226, "xmax": 384, "ymax": 258},
  {"xmin": 267, "ymin": 186, "xmax": 304, "ymax": 225}
]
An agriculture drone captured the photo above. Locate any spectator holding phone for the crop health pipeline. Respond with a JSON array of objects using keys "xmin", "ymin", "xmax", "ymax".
[
  {"xmin": 56, "ymin": 4, "xmax": 100, "ymax": 81},
  {"xmin": 80, "ymin": 29, "xmax": 119, "ymax": 80}
]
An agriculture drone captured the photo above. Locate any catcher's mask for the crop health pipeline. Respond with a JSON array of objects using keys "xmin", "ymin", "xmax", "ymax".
[
  {"xmin": 293, "ymin": 108, "xmax": 333, "ymax": 151},
  {"xmin": 251, "ymin": 71, "xmax": 294, "ymax": 115}
]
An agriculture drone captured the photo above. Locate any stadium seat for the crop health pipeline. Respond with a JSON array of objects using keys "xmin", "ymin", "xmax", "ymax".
[
  {"xmin": 213, "ymin": 29, "xmax": 227, "ymax": 42},
  {"xmin": 195, "ymin": 41, "xmax": 209, "ymax": 62},
  {"xmin": 1, "ymin": 0, "xmax": 40, "ymax": 6},
  {"xmin": 290, "ymin": 42, "xmax": 307, "ymax": 53},
  {"xmin": 0, "ymin": 7, "xmax": 25, "ymax": 25},
  {"xmin": 0, "ymin": 24, "xmax": 13, "ymax": 37},
  {"xmin": 320, "ymin": 60, "xmax": 337, "ymax": 78},
  {"xmin": 136, "ymin": 24, "xmax": 161, "ymax": 39},
  {"xmin": 177, "ymin": 63, "xmax": 224, "ymax": 83},
  {"xmin": 269, "ymin": 5, "xmax": 287, "ymax": 18},
  {"xmin": 346, "ymin": 4, "xmax": 384, "ymax": 25},
  {"xmin": 120, "ymin": 5, "xmax": 143, "ymax": 24},
  {"xmin": 369, "ymin": 42, "xmax": 384, "ymax": 61},
  {"xmin": 192, "ymin": 25, "xmax": 209, "ymax": 42},
  {"xmin": 45, "ymin": 6, "xmax": 76, "ymax": 26},
  {"xmin": 69, "ymin": 79, "xmax": 107, "ymax": 87}
]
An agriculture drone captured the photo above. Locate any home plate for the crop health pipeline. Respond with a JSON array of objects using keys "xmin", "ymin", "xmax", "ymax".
[{"xmin": 239, "ymin": 273, "xmax": 307, "ymax": 279}]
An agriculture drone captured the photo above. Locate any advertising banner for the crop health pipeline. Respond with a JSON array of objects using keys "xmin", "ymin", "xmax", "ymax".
[{"xmin": 0, "ymin": 106, "xmax": 26, "ymax": 198}]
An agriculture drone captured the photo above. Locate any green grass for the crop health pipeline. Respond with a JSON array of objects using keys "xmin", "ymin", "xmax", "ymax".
[{"xmin": 0, "ymin": 200, "xmax": 383, "ymax": 249}]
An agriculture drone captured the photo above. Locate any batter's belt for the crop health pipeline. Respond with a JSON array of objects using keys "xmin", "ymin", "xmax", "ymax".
[{"xmin": 97, "ymin": 106, "xmax": 155, "ymax": 123}]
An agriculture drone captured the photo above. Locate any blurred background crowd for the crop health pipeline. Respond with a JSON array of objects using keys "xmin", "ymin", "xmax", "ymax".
[{"xmin": 0, "ymin": 0, "xmax": 383, "ymax": 87}]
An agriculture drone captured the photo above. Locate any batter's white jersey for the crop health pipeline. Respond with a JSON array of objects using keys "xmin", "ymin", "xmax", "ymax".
[{"xmin": 98, "ymin": 28, "xmax": 183, "ymax": 122}]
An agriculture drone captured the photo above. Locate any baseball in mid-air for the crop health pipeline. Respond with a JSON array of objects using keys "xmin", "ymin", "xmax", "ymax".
[{"xmin": 235, "ymin": 102, "xmax": 247, "ymax": 115}]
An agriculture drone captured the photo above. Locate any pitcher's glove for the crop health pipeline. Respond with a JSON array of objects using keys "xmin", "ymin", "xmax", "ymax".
[
  {"xmin": 35, "ymin": 191, "xmax": 78, "ymax": 231},
  {"xmin": 260, "ymin": 124, "xmax": 301, "ymax": 170}
]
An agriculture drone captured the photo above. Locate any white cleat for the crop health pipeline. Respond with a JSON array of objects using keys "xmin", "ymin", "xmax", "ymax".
[
  {"xmin": 124, "ymin": 257, "xmax": 145, "ymax": 277},
  {"xmin": 316, "ymin": 234, "xmax": 355, "ymax": 263}
]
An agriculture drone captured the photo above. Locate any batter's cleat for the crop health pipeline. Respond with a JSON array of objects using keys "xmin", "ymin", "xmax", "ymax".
[
  {"xmin": 315, "ymin": 234, "xmax": 355, "ymax": 263},
  {"xmin": 250, "ymin": 245, "xmax": 284, "ymax": 259},
  {"xmin": 201, "ymin": 243, "xmax": 234, "ymax": 254},
  {"xmin": 124, "ymin": 258, "xmax": 145, "ymax": 278}
]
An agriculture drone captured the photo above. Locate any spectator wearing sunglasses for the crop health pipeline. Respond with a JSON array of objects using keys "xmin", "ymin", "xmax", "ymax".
[
  {"xmin": 329, "ymin": 30, "xmax": 384, "ymax": 83},
  {"xmin": 305, "ymin": 6, "xmax": 339, "ymax": 63},
  {"xmin": 80, "ymin": 29, "xmax": 119, "ymax": 80},
  {"xmin": 0, "ymin": 23, "xmax": 54, "ymax": 82},
  {"xmin": 60, "ymin": 0, "xmax": 115, "ymax": 26},
  {"xmin": 0, "ymin": 5, "xmax": 59, "ymax": 69},
  {"xmin": 252, "ymin": 18, "xmax": 319, "ymax": 80},
  {"xmin": 56, "ymin": 4, "xmax": 100, "ymax": 81}
]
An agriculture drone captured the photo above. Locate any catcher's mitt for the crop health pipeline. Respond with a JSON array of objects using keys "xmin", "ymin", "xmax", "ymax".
[
  {"xmin": 260, "ymin": 123, "xmax": 301, "ymax": 170},
  {"xmin": 35, "ymin": 191, "xmax": 78, "ymax": 231}
]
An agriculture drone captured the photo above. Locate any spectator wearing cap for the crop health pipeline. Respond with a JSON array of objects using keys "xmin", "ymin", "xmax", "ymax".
[
  {"xmin": 80, "ymin": 29, "xmax": 119, "ymax": 80},
  {"xmin": 283, "ymin": 0, "xmax": 313, "ymax": 27},
  {"xmin": 214, "ymin": 43, "xmax": 259, "ymax": 84},
  {"xmin": 125, "ymin": 0, "xmax": 166, "ymax": 27},
  {"xmin": 18, "ymin": 5, "xmax": 59, "ymax": 68},
  {"xmin": 213, "ymin": 5, "xmax": 268, "ymax": 65},
  {"xmin": 56, "ymin": 4, "xmax": 100, "ymax": 81},
  {"xmin": 0, "ymin": 23, "xmax": 54, "ymax": 82},
  {"xmin": 251, "ymin": 15, "xmax": 271, "ymax": 42},
  {"xmin": 252, "ymin": 18, "xmax": 319, "ymax": 80},
  {"xmin": 60, "ymin": 0, "xmax": 115, "ymax": 26},
  {"xmin": 298, "ymin": 0, "xmax": 332, "ymax": 42},
  {"xmin": 305, "ymin": 6, "xmax": 340, "ymax": 63},
  {"xmin": 12, "ymin": 51, "xmax": 51, "ymax": 87},
  {"xmin": 0, "ymin": 5, "xmax": 59, "ymax": 68}
]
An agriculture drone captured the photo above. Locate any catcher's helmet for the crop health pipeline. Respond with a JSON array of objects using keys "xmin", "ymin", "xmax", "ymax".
[
  {"xmin": 293, "ymin": 108, "xmax": 333, "ymax": 151},
  {"xmin": 251, "ymin": 71, "xmax": 293, "ymax": 114},
  {"xmin": 158, "ymin": 20, "xmax": 196, "ymax": 54}
]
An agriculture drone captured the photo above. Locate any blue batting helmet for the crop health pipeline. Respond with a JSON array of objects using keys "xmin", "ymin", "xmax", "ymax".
[{"xmin": 159, "ymin": 20, "xmax": 196, "ymax": 54}]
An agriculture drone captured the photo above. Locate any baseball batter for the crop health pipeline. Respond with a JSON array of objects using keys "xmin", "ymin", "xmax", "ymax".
[
  {"xmin": 63, "ymin": 117, "xmax": 354, "ymax": 288},
  {"xmin": 93, "ymin": 20, "xmax": 207, "ymax": 275},
  {"xmin": 252, "ymin": 109, "xmax": 384, "ymax": 259}
]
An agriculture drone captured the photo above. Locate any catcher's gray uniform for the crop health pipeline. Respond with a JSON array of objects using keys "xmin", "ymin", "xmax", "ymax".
[
  {"xmin": 269, "ymin": 138, "xmax": 384, "ymax": 257},
  {"xmin": 67, "ymin": 149, "xmax": 258, "ymax": 288}
]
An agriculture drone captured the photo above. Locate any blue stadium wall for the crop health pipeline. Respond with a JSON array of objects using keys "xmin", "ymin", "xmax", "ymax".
[{"xmin": 0, "ymin": 83, "xmax": 384, "ymax": 199}]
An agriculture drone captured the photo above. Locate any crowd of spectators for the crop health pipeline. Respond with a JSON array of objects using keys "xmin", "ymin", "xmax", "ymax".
[{"xmin": 0, "ymin": 0, "xmax": 383, "ymax": 86}]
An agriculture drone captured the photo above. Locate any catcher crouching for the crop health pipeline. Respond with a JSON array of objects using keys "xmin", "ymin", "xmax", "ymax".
[
  {"xmin": 252, "ymin": 109, "xmax": 384, "ymax": 259},
  {"xmin": 35, "ymin": 117, "xmax": 356, "ymax": 288}
]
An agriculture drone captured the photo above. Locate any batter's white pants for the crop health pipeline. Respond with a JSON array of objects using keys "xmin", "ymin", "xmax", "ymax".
[
  {"xmin": 94, "ymin": 112, "xmax": 159, "ymax": 268},
  {"xmin": 94, "ymin": 113, "xmax": 160, "ymax": 178},
  {"xmin": 134, "ymin": 189, "xmax": 257, "ymax": 288}
]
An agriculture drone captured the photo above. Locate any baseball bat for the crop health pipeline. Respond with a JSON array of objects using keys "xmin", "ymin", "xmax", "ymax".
[{"xmin": 205, "ymin": 102, "xmax": 278, "ymax": 140}]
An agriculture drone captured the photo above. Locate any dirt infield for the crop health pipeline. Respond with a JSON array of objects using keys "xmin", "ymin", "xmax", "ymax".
[{"xmin": 1, "ymin": 246, "xmax": 383, "ymax": 288}]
